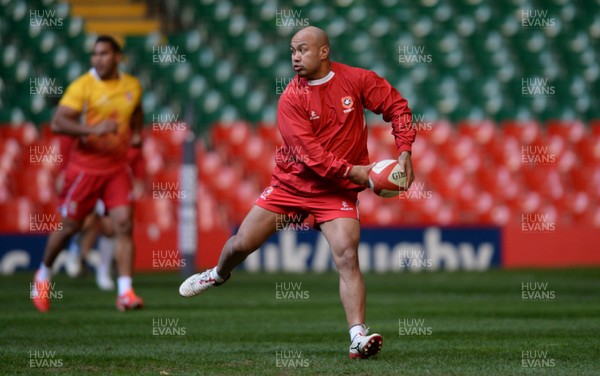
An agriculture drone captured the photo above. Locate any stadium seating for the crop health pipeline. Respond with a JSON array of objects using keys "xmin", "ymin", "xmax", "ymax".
[{"xmin": 0, "ymin": 0, "xmax": 599, "ymax": 231}]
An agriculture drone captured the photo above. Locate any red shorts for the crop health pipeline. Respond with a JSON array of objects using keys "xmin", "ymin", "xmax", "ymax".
[
  {"xmin": 59, "ymin": 165, "xmax": 132, "ymax": 221},
  {"xmin": 255, "ymin": 186, "xmax": 359, "ymax": 224}
]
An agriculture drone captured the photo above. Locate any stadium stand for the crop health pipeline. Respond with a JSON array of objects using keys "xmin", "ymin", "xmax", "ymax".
[{"xmin": 0, "ymin": 0, "xmax": 599, "ymax": 232}]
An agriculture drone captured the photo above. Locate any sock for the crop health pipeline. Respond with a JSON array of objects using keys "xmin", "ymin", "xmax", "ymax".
[
  {"xmin": 210, "ymin": 267, "xmax": 225, "ymax": 283},
  {"xmin": 117, "ymin": 276, "xmax": 132, "ymax": 296},
  {"xmin": 97, "ymin": 236, "xmax": 114, "ymax": 276},
  {"xmin": 349, "ymin": 324, "xmax": 366, "ymax": 341},
  {"xmin": 37, "ymin": 263, "xmax": 52, "ymax": 281}
]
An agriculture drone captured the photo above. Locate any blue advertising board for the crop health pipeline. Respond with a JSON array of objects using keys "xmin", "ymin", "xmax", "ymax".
[
  {"xmin": 0, "ymin": 226, "xmax": 501, "ymax": 274},
  {"xmin": 243, "ymin": 226, "xmax": 501, "ymax": 272}
]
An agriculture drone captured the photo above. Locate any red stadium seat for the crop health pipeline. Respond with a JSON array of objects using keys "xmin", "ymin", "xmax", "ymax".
[
  {"xmin": 148, "ymin": 122, "xmax": 188, "ymax": 161},
  {"xmin": 522, "ymin": 166, "xmax": 566, "ymax": 202},
  {"xmin": 39, "ymin": 123, "xmax": 56, "ymax": 142},
  {"xmin": 575, "ymin": 135, "xmax": 600, "ymax": 167},
  {"xmin": 142, "ymin": 135, "xmax": 166, "ymax": 176},
  {"xmin": 488, "ymin": 136, "xmax": 522, "ymax": 172},
  {"xmin": 590, "ymin": 120, "xmax": 600, "ymax": 137},
  {"xmin": 198, "ymin": 150, "xmax": 224, "ymax": 183},
  {"xmin": 242, "ymin": 134, "xmax": 275, "ymax": 187},
  {"xmin": 0, "ymin": 197, "xmax": 35, "ymax": 233},
  {"xmin": 555, "ymin": 191, "xmax": 590, "ymax": 217},
  {"xmin": 546, "ymin": 119, "xmax": 586, "ymax": 144},
  {"xmin": 257, "ymin": 122, "xmax": 283, "ymax": 147},
  {"xmin": 229, "ymin": 180, "xmax": 260, "ymax": 224},
  {"xmin": 480, "ymin": 204, "xmax": 511, "ymax": 226},
  {"xmin": 14, "ymin": 166, "xmax": 56, "ymax": 205},
  {"xmin": 357, "ymin": 191, "xmax": 378, "ymax": 225},
  {"xmin": 555, "ymin": 147, "xmax": 578, "ymax": 173},
  {"xmin": 372, "ymin": 204, "xmax": 402, "ymax": 226},
  {"xmin": 197, "ymin": 182, "xmax": 231, "ymax": 231},
  {"xmin": 369, "ymin": 124, "xmax": 397, "ymax": 150},
  {"xmin": 429, "ymin": 165, "xmax": 466, "ymax": 199},
  {"xmin": 510, "ymin": 190, "xmax": 543, "ymax": 213},
  {"xmin": 211, "ymin": 165, "xmax": 244, "ymax": 203},
  {"xmin": 501, "ymin": 120, "xmax": 542, "ymax": 145},
  {"xmin": 0, "ymin": 138, "xmax": 23, "ymax": 174},
  {"xmin": 367, "ymin": 135, "xmax": 392, "ymax": 162},
  {"xmin": 211, "ymin": 120, "xmax": 252, "ymax": 160},
  {"xmin": 446, "ymin": 135, "xmax": 481, "ymax": 174},
  {"xmin": 417, "ymin": 119, "xmax": 455, "ymax": 146},
  {"xmin": 134, "ymin": 196, "xmax": 176, "ymax": 230},
  {"xmin": 457, "ymin": 181, "xmax": 493, "ymax": 216},
  {"xmin": 423, "ymin": 202, "xmax": 458, "ymax": 226},
  {"xmin": 0, "ymin": 170, "xmax": 12, "ymax": 203},
  {"xmin": 410, "ymin": 140, "xmax": 437, "ymax": 176},
  {"xmin": 151, "ymin": 168, "xmax": 180, "ymax": 200},
  {"xmin": 569, "ymin": 166, "xmax": 600, "ymax": 198},
  {"xmin": 457, "ymin": 119, "xmax": 496, "ymax": 146},
  {"xmin": 476, "ymin": 163, "xmax": 520, "ymax": 201},
  {"xmin": 26, "ymin": 137, "xmax": 66, "ymax": 174},
  {"xmin": 0, "ymin": 123, "xmax": 38, "ymax": 146}
]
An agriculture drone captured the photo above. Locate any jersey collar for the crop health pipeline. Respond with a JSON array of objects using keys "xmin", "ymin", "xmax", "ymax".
[
  {"xmin": 307, "ymin": 70, "xmax": 335, "ymax": 86},
  {"xmin": 90, "ymin": 68, "xmax": 122, "ymax": 81}
]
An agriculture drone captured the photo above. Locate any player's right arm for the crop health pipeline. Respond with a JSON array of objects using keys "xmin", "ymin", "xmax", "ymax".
[
  {"xmin": 51, "ymin": 105, "xmax": 117, "ymax": 136},
  {"xmin": 51, "ymin": 75, "xmax": 117, "ymax": 136}
]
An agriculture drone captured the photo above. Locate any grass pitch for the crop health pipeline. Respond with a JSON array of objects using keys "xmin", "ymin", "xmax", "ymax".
[{"xmin": 1, "ymin": 269, "xmax": 599, "ymax": 375}]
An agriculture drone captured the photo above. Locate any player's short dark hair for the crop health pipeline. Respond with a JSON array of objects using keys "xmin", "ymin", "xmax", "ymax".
[{"xmin": 95, "ymin": 35, "xmax": 122, "ymax": 53}]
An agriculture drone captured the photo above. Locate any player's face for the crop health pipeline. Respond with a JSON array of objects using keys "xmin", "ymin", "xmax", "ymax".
[
  {"xmin": 91, "ymin": 42, "xmax": 121, "ymax": 80},
  {"xmin": 290, "ymin": 38, "xmax": 325, "ymax": 79}
]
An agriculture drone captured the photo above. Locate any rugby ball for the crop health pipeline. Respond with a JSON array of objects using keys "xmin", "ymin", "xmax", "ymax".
[{"xmin": 368, "ymin": 159, "xmax": 407, "ymax": 197}]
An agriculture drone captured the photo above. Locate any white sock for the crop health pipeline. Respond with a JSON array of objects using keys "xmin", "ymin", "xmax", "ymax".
[
  {"xmin": 117, "ymin": 276, "xmax": 132, "ymax": 296},
  {"xmin": 97, "ymin": 236, "xmax": 114, "ymax": 276},
  {"xmin": 210, "ymin": 267, "xmax": 225, "ymax": 283},
  {"xmin": 349, "ymin": 324, "xmax": 366, "ymax": 341},
  {"xmin": 37, "ymin": 263, "xmax": 52, "ymax": 281}
]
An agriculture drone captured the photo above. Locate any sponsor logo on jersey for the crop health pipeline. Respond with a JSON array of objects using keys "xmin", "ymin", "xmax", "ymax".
[
  {"xmin": 341, "ymin": 96, "xmax": 354, "ymax": 113},
  {"xmin": 340, "ymin": 201, "xmax": 354, "ymax": 211},
  {"xmin": 260, "ymin": 186, "xmax": 274, "ymax": 200}
]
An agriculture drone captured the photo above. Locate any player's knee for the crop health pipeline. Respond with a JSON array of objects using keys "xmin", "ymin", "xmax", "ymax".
[
  {"xmin": 61, "ymin": 220, "xmax": 82, "ymax": 237},
  {"xmin": 230, "ymin": 234, "xmax": 255, "ymax": 255},
  {"xmin": 334, "ymin": 246, "xmax": 360, "ymax": 272},
  {"xmin": 113, "ymin": 218, "xmax": 132, "ymax": 235}
]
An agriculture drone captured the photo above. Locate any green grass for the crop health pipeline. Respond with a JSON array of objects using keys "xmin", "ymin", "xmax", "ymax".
[{"xmin": 1, "ymin": 269, "xmax": 599, "ymax": 375}]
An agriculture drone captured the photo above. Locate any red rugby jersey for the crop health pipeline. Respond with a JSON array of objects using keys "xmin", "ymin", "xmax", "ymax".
[{"xmin": 272, "ymin": 61, "xmax": 414, "ymax": 196}]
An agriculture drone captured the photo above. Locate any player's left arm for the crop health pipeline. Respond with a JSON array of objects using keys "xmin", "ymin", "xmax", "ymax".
[{"xmin": 360, "ymin": 70, "xmax": 415, "ymax": 189}]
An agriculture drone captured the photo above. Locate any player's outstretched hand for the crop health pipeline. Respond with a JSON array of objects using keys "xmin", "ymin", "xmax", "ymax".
[
  {"xmin": 92, "ymin": 120, "xmax": 118, "ymax": 135},
  {"xmin": 349, "ymin": 163, "xmax": 376, "ymax": 186},
  {"xmin": 397, "ymin": 151, "xmax": 414, "ymax": 190}
]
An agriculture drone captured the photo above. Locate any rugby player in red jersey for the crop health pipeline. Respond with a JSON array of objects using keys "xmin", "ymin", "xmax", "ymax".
[
  {"xmin": 31, "ymin": 36, "xmax": 144, "ymax": 312},
  {"xmin": 180, "ymin": 26, "xmax": 415, "ymax": 358}
]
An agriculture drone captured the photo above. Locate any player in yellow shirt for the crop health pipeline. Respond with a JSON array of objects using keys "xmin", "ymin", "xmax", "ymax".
[{"xmin": 32, "ymin": 36, "xmax": 144, "ymax": 312}]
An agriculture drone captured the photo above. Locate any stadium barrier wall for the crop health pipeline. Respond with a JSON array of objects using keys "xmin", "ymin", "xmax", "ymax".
[{"xmin": 1, "ymin": 226, "xmax": 597, "ymax": 274}]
